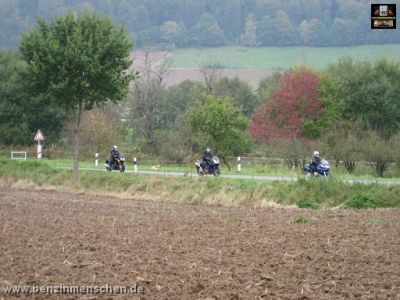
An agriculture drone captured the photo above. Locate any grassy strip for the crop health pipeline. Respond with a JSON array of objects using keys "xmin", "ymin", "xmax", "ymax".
[
  {"xmin": 1, "ymin": 158, "xmax": 399, "ymax": 209},
  {"xmin": 6, "ymin": 156, "xmax": 400, "ymax": 180}
]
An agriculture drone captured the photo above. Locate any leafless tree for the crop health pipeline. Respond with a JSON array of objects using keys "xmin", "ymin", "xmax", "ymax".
[
  {"xmin": 199, "ymin": 59, "xmax": 223, "ymax": 94},
  {"xmin": 128, "ymin": 49, "xmax": 172, "ymax": 154}
]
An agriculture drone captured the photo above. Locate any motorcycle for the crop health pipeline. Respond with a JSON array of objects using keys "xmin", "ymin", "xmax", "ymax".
[
  {"xmin": 195, "ymin": 156, "xmax": 221, "ymax": 176},
  {"xmin": 105, "ymin": 153, "xmax": 126, "ymax": 172},
  {"xmin": 304, "ymin": 159, "xmax": 330, "ymax": 179}
]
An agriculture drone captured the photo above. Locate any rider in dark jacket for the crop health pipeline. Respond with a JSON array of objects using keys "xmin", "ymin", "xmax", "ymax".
[
  {"xmin": 110, "ymin": 145, "xmax": 120, "ymax": 167},
  {"xmin": 310, "ymin": 151, "xmax": 321, "ymax": 173},
  {"xmin": 202, "ymin": 148, "xmax": 213, "ymax": 169}
]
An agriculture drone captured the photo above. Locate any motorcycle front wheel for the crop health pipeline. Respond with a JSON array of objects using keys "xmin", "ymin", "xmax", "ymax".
[
  {"xmin": 120, "ymin": 164, "xmax": 125, "ymax": 172},
  {"xmin": 213, "ymin": 167, "xmax": 221, "ymax": 177}
]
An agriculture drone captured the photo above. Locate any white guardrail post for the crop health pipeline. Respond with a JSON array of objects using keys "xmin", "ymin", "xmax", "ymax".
[
  {"xmin": 133, "ymin": 157, "xmax": 138, "ymax": 173},
  {"xmin": 95, "ymin": 152, "xmax": 99, "ymax": 167},
  {"xmin": 237, "ymin": 156, "xmax": 241, "ymax": 173}
]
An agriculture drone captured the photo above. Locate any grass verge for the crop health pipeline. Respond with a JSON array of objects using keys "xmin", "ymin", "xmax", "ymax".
[{"xmin": 1, "ymin": 158, "xmax": 399, "ymax": 209}]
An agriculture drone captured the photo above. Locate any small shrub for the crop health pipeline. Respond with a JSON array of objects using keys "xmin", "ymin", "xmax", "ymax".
[
  {"xmin": 296, "ymin": 198, "xmax": 317, "ymax": 209},
  {"xmin": 344, "ymin": 195, "xmax": 381, "ymax": 209},
  {"xmin": 360, "ymin": 131, "xmax": 395, "ymax": 177},
  {"xmin": 363, "ymin": 219, "xmax": 379, "ymax": 226},
  {"xmin": 292, "ymin": 215, "xmax": 310, "ymax": 224}
]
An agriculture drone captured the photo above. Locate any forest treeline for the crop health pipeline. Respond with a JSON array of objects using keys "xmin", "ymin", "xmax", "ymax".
[{"xmin": 1, "ymin": 0, "xmax": 400, "ymax": 49}]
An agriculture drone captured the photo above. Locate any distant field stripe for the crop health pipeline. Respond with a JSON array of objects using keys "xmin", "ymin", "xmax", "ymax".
[{"xmin": 172, "ymin": 45, "xmax": 400, "ymax": 69}]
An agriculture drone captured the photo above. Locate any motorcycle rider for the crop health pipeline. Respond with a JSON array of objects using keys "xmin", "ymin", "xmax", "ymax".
[
  {"xmin": 310, "ymin": 151, "xmax": 321, "ymax": 173},
  {"xmin": 202, "ymin": 147, "xmax": 213, "ymax": 170},
  {"xmin": 110, "ymin": 145, "xmax": 120, "ymax": 167}
]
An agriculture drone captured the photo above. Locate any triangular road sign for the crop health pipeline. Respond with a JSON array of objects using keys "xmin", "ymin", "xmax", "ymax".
[{"xmin": 34, "ymin": 130, "xmax": 45, "ymax": 141}]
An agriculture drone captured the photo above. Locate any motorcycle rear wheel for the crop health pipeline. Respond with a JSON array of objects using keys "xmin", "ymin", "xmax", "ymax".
[{"xmin": 304, "ymin": 172, "xmax": 312, "ymax": 179}]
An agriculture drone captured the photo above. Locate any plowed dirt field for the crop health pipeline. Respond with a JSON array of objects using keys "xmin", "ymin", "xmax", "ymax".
[{"xmin": 1, "ymin": 185, "xmax": 399, "ymax": 299}]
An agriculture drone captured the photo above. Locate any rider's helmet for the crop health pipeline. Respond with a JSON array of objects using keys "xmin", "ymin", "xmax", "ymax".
[
  {"xmin": 205, "ymin": 148, "xmax": 212, "ymax": 155},
  {"xmin": 313, "ymin": 151, "xmax": 320, "ymax": 159},
  {"xmin": 112, "ymin": 145, "xmax": 118, "ymax": 151}
]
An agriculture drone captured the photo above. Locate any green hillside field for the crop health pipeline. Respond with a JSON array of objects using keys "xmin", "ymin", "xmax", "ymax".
[{"xmin": 172, "ymin": 44, "xmax": 400, "ymax": 69}]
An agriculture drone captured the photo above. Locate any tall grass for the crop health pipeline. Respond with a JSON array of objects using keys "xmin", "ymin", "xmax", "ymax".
[{"xmin": 1, "ymin": 158, "xmax": 399, "ymax": 209}]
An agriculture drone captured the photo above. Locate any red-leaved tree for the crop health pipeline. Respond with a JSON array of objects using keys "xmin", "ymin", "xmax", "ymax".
[{"xmin": 251, "ymin": 67, "xmax": 322, "ymax": 140}]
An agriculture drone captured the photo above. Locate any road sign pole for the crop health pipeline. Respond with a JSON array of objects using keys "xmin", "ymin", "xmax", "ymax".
[
  {"xmin": 37, "ymin": 141, "xmax": 42, "ymax": 159},
  {"xmin": 34, "ymin": 130, "xmax": 45, "ymax": 159}
]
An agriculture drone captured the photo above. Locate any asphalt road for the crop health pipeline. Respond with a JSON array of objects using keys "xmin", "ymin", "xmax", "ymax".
[{"xmin": 57, "ymin": 166, "xmax": 400, "ymax": 186}]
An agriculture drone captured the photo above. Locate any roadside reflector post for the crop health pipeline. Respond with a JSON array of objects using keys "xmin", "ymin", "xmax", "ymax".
[
  {"xmin": 237, "ymin": 156, "xmax": 241, "ymax": 173},
  {"xmin": 133, "ymin": 157, "xmax": 138, "ymax": 173},
  {"xmin": 33, "ymin": 129, "xmax": 45, "ymax": 159},
  {"xmin": 37, "ymin": 142, "xmax": 42, "ymax": 159},
  {"xmin": 95, "ymin": 153, "xmax": 99, "ymax": 167}
]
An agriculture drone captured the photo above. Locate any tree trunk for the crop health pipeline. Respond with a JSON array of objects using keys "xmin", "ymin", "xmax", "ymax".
[
  {"xmin": 72, "ymin": 100, "xmax": 83, "ymax": 185},
  {"xmin": 222, "ymin": 157, "xmax": 231, "ymax": 171},
  {"xmin": 375, "ymin": 161, "xmax": 388, "ymax": 177},
  {"xmin": 147, "ymin": 139, "xmax": 158, "ymax": 155}
]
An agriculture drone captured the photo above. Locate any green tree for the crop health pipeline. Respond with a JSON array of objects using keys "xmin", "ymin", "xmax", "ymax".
[
  {"xmin": 274, "ymin": 10, "xmax": 296, "ymax": 46},
  {"xmin": 0, "ymin": 50, "xmax": 31, "ymax": 144},
  {"xmin": 315, "ymin": 72, "xmax": 345, "ymax": 130},
  {"xmin": 192, "ymin": 13, "xmax": 225, "ymax": 47},
  {"xmin": 187, "ymin": 94, "xmax": 251, "ymax": 169},
  {"xmin": 219, "ymin": 0, "xmax": 244, "ymax": 41},
  {"xmin": 257, "ymin": 72, "xmax": 283, "ymax": 103},
  {"xmin": 299, "ymin": 18, "xmax": 326, "ymax": 46},
  {"xmin": 161, "ymin": 80, "xmax": 203, "ymax": 127},
  {"xmin": 116, "ymin": 3, "xmax": 150, "ymax": 35},
  {"xmin": 0, "ymin": 50, "xmax": 65, "ymax": 145},
  {"xmin": 20, "ymin": 11, "xmax": 133, "ymax": 184},
  {"xmin": 257, "ymin": 15, "xmax": 276, "ymax": 46},
  {"xmin": 214, "ymin": 77, "xmax": 258, "ymax": 117},
  {"xmin": 328, "ymin": 18, "xmax": 363, "ymax": 46},
  {"xmin": 326, "ymin": 58, "xmax": 400, "ymax": 137},
  {"xmin": 301, "ymin": 71, "xmax": 346, "ymax": 138},
  {"xmin": 160, "ymin": 20, "xmax": 182, "ymax": 47},
  {"xmin": 175, "ymin": 0, "xmax": 206, "ymax": 28},
  {"xmin": 240, "ymin": 13, "xmax": 258, "ymax": 47}
]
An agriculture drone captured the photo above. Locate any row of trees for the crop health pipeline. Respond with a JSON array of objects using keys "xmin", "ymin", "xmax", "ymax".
[
  {"xmin": 122, "ymin": 53, "xmax": 400, "ymax": 176},
  {"xmin": 251, "ymin": 59, "xmax": 400, "ymax": 141},
  {"xmin": 1, "ymin": 0, "xmax": 400, "ymax": 49},
  {"xmin": 2, "ymin": 48, "xmax": 400, "ymax": 168}
]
